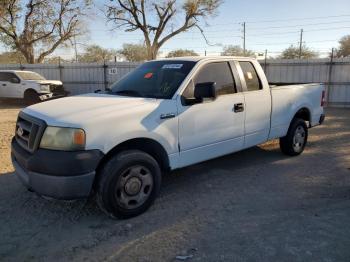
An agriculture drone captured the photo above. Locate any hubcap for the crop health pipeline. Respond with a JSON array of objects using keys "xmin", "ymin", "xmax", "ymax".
[
  {"xmin": 124, "ymin": 177, "xmax": 142, "ymax": 196},
  {"xmin": 293, "ymin": 125, "xmax": 306, "ymax": 152},
  {"xmin": 115, "ymin": 165, "xmax": 153, "ymax": 209}
]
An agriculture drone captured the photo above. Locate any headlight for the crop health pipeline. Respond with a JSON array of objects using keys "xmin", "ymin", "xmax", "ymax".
[
  {"xmin": 40, "ymin": 126, "xmax": 86, "ymax": 151},
  {"xmin": 40, "ymin": 85, "xmax": 50, "ymax": 92}
]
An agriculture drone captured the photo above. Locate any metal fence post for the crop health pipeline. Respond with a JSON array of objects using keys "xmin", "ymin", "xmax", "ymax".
[
  {"xmin": 327, "ymin": 48, "xmax": 334, "ymax": 106},
  {"xmin": 58, "ymin": 57, "xmax": 63, "ymax": 81},
  {"xmin": 103, "ymin": 61, "xmax": 108, "ymax": 90}
]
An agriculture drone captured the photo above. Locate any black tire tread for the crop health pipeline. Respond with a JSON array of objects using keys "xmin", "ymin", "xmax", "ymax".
[
  {"xmin": 24, "ymin": 89, "xmax": 40, "ymax": 105},
  {"xmin": 280, "ymin": 118, "xmax": 308, "ymax": 156},
  {"xmin": 96, "ymin": 150, "xmax": 161, "ymax": 219}
]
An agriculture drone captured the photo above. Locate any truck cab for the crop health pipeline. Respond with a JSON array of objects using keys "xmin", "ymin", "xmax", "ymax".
[{"xmin": 11, "ymin": 57, "xmax": 325, "ymax": 218}]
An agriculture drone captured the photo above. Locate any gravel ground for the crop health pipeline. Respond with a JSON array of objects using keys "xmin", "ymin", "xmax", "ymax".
[{"xmin": 0, "ymin": 105, "xmax": 349, "ymax": 262}]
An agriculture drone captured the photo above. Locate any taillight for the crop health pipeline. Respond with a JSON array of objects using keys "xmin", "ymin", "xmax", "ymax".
[{"xmin": 321, "ymin": 90, "xmax": 326, "ymax": 107}]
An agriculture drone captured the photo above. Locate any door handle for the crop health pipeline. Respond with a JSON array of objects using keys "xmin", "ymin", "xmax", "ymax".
[
  {"xmin": 234, "ymin": 103, "xmax": 244, "ymax": 113},
  {"xmin": 2, "ymin": 84, "xmax": 6, "ymax": 86}
]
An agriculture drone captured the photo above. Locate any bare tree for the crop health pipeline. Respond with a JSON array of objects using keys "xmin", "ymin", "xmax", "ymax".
[
  {"xmin": 106, "ymin": 0, "xmax": 222, "ymax": 60},
  {"xmin": 0, "ymin": 50, "xmax": 25, "ymax": 63},
  {"xmin": 166, "ymin": 49, "xmax": 198, "ymax": 57},
  {"xmin": 334, "ymin": 35, "xmax": 350, "ymax": 58},
  {"xmin": 117, "ymin": 43, "xmax": 148, "ymax": 62},
  {"xmin": 221, "ymin": 45, "xmax": 255, "ymax": 57},
  {"xmin": 279, "ymin": 45, "xmax": 318, "ymax": 59},
  {"xmin": 77, "ymin": 45, "xmax": 118, "ymax": 62},
  {"xmin": 0, "ymin": 0, "xmax": 91, "ymax": 63}
]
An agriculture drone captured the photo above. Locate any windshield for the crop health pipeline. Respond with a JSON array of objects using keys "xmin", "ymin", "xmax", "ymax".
[
  {"xmin": 16, "ymin": 71, "xmax": 46, "ymax": 80},
  {"xmin": 109, "ymin": 60, "xmax": 196, "ymax": 99}
]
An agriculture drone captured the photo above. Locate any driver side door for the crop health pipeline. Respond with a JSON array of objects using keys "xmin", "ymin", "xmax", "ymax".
[{"xmin": 177, "ymin": 61, "xmax": 246, "ymax": 168}]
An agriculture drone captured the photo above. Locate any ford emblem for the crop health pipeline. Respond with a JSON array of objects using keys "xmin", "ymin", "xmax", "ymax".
[{"xmin": 17, "ymin": 126, "xmax": 24, "ymax": 137}]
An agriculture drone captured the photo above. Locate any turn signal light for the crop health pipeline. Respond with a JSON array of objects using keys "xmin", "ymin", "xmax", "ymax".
[{"xmin": 74, "ymin": 129, "xmax": 86, "ymax": 146}]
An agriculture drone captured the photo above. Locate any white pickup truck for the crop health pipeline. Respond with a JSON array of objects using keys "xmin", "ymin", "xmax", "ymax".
[
  {"xmin": 0, "ymin": 70, "xmax": 67, "ymax": 103},
  {"xmin": 11, "ymin": 57, "xmax": 325, "ymax": 218}
]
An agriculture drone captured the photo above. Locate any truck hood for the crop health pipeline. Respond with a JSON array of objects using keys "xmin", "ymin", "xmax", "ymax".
[
  {"xmin": 27, "ymin": 80, "xmax": 63, "ymax": 85},
  {"xmin": 23, "ymin": 93, "xmax": 160, "ymax": 127}
]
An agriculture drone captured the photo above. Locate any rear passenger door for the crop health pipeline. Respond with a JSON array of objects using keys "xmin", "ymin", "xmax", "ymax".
[
  {"xmin": 236, "ymin": 61, "xmax": 271, "ymax": 148},
  {"xmin": 177, "ymin": 61, "xmax": 245, "ymax": 167}
]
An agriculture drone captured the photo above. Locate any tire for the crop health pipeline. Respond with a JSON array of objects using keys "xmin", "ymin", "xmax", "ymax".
[
  {"xmin": 24, "ymin": 90, "xmax": 40, "ymax": 105},
  {"xmin": 96, "ymin": 150, "xmax": 161, "ymax": 219},
  {"xmin": 280, "ymin": 118, "xmax": 308, "ymax": 156}
]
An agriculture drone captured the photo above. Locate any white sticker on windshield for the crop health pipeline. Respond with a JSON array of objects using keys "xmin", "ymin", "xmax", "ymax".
[{"xmin": 162, "ymin": 64, "xmax": 183, "ymax": 69}]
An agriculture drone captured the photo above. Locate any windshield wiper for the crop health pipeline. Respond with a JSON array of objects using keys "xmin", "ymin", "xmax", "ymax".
[{"xmin": 113, "ymin": 90, "xmax": 143, "ymax": 97}]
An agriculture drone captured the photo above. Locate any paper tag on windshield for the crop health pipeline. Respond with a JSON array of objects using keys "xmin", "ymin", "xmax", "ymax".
[
  {"xmin": 162, "ymin": 64, "xmax": 183, "ymax": 69},
  {"xmin": 246, "ymin": 72, "xmax": 253, "ymax": 79}
]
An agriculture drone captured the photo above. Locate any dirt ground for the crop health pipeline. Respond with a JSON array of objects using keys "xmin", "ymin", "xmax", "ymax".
[
  {"xmin": 0, "ymin": 101, "xmax": 22, "ymax": 174},
  {"xmin": 0, "ymin": 104, "xmax": 349, "ymax": 262}
]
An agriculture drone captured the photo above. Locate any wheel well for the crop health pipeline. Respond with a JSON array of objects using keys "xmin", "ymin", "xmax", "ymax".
[
  {"xmin": 24, "ymin": 88, "xmax": 37, "ymax": 97},
  {"xmin": 97, "ymin": 138, "xmax": 170, "ymax": 173},
  {"xmin": 294, "ymin": 107, "xmax": 310, "ymax": 124}
]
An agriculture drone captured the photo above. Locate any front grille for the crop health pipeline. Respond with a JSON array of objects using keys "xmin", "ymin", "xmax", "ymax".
[
  {"xmin": 15, "ymin": 112, "xmax": 46, "ymax": 153},
  {"xmin": 49, "ymin": 84, "xmax": 65, "ymax": 94}
]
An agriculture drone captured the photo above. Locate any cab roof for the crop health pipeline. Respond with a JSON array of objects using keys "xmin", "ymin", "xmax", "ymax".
[
  {"xmin": 155, "ymin": 56, "xmax": 256, "ymax": 62},
  {"xmin": 0, "ymin": 70, "xmax": 36, "ymax": 73}
]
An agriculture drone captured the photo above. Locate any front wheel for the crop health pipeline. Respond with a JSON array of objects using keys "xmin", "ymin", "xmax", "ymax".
[
  {"xmin": 96, "ymin": 150, "xmax": 161, "ymax": 219},
  {"xmin": 280, "ymin": 118, "xmax": 308, "ymax": 156},
  {"xmin": 24, "ymin": 90, "xmax": 40, "ymax": 105}
]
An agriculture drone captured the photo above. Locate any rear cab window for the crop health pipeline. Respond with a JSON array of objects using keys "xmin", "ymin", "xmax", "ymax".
[{"xmin": 239, "ymin": 61, "xmax": 262, "ymax": 91}]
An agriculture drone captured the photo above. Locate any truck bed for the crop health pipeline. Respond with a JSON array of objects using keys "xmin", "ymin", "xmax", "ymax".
[
  {"xmin": 268, "ymin": 82, "xmax": 324, "ymax": 140},
  {"xmin": 269, "ymin": 82, "xmax": 320, "ymax": 88}
]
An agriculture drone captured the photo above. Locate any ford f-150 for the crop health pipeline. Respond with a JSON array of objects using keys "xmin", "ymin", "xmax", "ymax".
[{"xmin": 11, "ymin": 57, "xmax": 325, "ymax": 218}]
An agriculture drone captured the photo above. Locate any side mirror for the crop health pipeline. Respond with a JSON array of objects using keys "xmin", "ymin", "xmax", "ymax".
[
  {"xmin": 182, "ymin": 81, "xmax": 216, "ymax": 106},
  {"xmin": 194, "ymin": 82, "xmax": 216, "ymax": 100},
  {"xmin": 9, "ymin": 78, "xmax": 20, "ymax": 84},
  {"xmin": 94, "ymin": 89, "xmax": 102, "ymax": 93}
]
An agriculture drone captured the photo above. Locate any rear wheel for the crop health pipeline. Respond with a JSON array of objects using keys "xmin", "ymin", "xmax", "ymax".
[
  {"xmin": 96, "ymin": 150, "xmax": 161, "ymax": 219},
  {"xmin": 280, "ymin": 118, "xmax": 308, "ymax": 156}
]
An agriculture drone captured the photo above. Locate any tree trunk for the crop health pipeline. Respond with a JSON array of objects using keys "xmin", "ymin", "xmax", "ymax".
[
  {"xmin": 147, "ymin": 44, "xmax": 159, "ymax": 60},
  {"xmin": 20, "ymin": 44, "xmax": 35, "ymax": 64}
]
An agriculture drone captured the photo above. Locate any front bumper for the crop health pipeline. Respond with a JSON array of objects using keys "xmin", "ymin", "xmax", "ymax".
[
  {"xmin": 37, "ymin": 92, "xmax": 67, "ymax": 102},
  {"xmin": 11, "ymin": 138, "xmax": 104, "ymax": 200}
]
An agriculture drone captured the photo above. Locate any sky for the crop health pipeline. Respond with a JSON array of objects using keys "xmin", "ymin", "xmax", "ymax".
[{"xmin": 2, "ymin": 0, "xmax": 350, "ymax": 59}]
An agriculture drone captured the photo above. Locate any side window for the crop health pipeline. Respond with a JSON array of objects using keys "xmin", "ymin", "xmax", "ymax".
[
  {"xmin": 0, "ymin": 72, "xmax": 18, "ymax": 82},
  {"xmin": 239, "ymin": 61, "xmax": 262, "ymax": 91},
  {"xmin": 194, "ymin": 62, "xmax": 236, "ymax": 96}
]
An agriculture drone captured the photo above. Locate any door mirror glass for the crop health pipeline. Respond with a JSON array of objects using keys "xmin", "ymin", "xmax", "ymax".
[
  {"xmin": 194, "ymin": 82, "xmax": 216, "ymax": 100},
  {"xmin": 9, "ymin": 77, "xmax": 20, "ymax": 84},
  {"xmin": 182, "ymin": 81, "xmax": 216, "ymax": 106}
]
